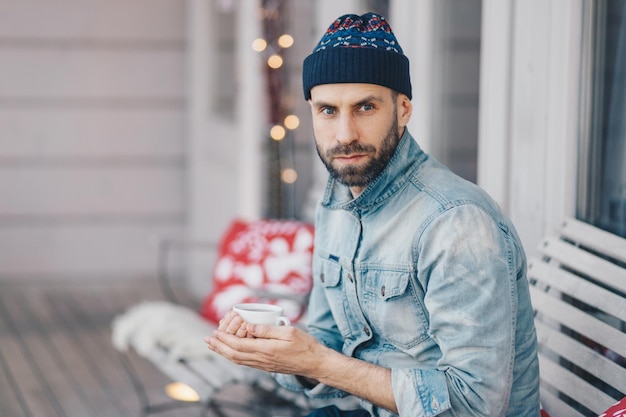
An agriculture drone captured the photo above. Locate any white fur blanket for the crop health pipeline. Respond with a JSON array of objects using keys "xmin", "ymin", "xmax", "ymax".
[{"xmin": 111, "ymin": 301, "xmax": 216, "ymax": 361}]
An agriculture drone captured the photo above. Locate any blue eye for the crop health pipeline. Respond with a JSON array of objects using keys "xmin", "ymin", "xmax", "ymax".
[
  {"xmin": 362, "ymin": 104, "xmax": 374, "ymax": 111},
  {"xmin": 321, "ymin": 107, "xmax": 335, "ymax": 115}
]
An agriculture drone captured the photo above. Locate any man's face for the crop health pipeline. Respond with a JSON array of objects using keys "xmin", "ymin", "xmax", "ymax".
[{"xmin": 309, "ymin": 83, "xmax": 409, "ymax": 196}]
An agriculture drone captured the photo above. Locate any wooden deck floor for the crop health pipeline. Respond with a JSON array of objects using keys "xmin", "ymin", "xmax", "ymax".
[{"xmin": 0, "ymin": 279, "xmax": 302, "ymax": 417}]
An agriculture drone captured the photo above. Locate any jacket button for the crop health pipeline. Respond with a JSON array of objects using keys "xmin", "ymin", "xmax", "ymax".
[
  {"xmin": 320, "ymin": 273, "xmax": 325, "ymax": 283},
  {"xmin": 347, "ymin": 273, "xmax": 354, "ymax": 283},
  {"xmin": 381, "ymin": 285, "xmax": 385, "ymax": 296},
  {"xmin": 364, "ymin": 327, "xmax": 371, "ymax": 336}
]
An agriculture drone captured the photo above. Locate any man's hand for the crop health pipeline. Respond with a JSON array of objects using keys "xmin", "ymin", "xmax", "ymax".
[
  {"xmin": 204, "ymin": 322, "xmax": 325, "ymax": 376},
  {"xmin": 205, "ymin": 316, "xmax": 398, "ymax": 414}
]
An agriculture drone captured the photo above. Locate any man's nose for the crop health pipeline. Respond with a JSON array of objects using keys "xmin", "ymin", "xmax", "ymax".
[{"xmin": 335, "ymin": 115, "xmax": 358, "ymax": 145}]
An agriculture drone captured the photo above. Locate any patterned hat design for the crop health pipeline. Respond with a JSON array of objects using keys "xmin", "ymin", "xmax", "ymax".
[{"xmin": 302, "ymin": 12, "xmax": 412, "ymax": 100}]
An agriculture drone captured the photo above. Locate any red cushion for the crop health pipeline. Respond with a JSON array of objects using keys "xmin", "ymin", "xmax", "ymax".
[
  {"xmin": 599, "ymin": 397, "xmax": 626, "ymax": 417},
  {"xmin": 200, "ymin": 219, "xmax": 314, "ymax": 325}
]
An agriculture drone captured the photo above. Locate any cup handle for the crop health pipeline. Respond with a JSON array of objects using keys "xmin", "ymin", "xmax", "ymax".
[{"xmin": 276, "ymin": 316, "xmax": 291, "ymax": 326}]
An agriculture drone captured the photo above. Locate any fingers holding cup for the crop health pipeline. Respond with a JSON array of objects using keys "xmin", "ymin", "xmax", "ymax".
[{"xmin": 220, "ymin": 310, "xmax": 249, "ymax": 337}]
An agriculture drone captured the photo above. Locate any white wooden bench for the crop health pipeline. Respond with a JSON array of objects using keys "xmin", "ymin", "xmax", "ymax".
[{"xmin": 528, "ymin": 217, "xmax": 626, "ymax": 417}]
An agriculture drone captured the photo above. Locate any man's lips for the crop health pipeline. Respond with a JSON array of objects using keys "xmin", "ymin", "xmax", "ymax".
[{"xmin": 333, "ymin": 154, "xmax": 367, "ymax": 163}]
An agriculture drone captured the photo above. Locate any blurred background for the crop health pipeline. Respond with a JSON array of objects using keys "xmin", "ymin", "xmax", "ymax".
[
  {"xmin": 0, "ymin": 0, "xmax": 484, "ymax": 295},
  {"xmin": 1, "ymin": 1, "xmax": 625, "ymax": 416}
]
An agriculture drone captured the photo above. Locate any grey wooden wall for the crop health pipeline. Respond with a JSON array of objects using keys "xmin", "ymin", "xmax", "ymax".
[
  {"xmin": 433, "ymin": 0, "xmax": 482, "ymax": 184},
  {"xmin": 0, "ymin": 1, "xmax": 185, "ymax": 282}
]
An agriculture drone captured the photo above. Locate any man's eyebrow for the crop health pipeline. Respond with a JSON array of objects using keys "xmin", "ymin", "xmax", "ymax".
[
  {"xmin": 312, "ymin": 94, "xmax": 384, "ymax": 109},
  {"xmin": 354, "ymin": 94, "xmax": 384, "ymax": 107},
  {"xmin": 311, "ymin": 100, "xmax": 335, "ymax": 108}
]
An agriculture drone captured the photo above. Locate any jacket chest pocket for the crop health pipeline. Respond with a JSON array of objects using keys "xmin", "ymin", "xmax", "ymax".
[
  {"xmin": 363, "ymin": 271, "xmax": 429, "ymax": 349},
  {"xmin": 315, "ymin": 258, "xmax": 353, "ymax": 338}
]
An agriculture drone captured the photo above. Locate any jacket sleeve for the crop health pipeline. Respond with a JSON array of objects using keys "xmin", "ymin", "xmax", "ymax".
[{"xmin": 394, "ymin": 205, "xmax": 521, "ymax": 417}]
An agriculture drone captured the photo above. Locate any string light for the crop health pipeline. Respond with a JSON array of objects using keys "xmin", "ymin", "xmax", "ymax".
[
  {"xmin": 270, "ymin": 125, "xmax": 286, "ymax": 140},
  {"xmin": 267, "ymin": 54, "xmax": 283, "ymax": 69},
  {"xmin": 251, "ymin": 38, "xmax": 267, "ymax": 52},
  {"xmin": 278, "ymin": 34, "xmax": 294, "ymax": 48},
  {"xmin": 284, "ymin": 114, "xmax": 300, "ymax": 130},
  {"xmin": 258, "ymin": 5, "xmax": 298, "ymax": 217},
  {"xmin": 281, "ymin": 168, "xmax": 298, "ymax": 184}
]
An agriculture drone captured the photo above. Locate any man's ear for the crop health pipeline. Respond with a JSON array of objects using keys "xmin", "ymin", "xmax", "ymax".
[{"xmin": 397, "ymin": 94, "xmax": 412, "ymax": 128}]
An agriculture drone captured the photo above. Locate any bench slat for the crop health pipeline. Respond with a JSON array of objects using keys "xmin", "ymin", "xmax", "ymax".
[
  {"xmin": 539, "ymin": 236, "xmax": 626, "ymax": 294},
  {"xmin": 560, "ymin": 217, "xmax": 626, "ymax": 264},
  {"xmin": 540, "ymin": 387, "xmax": 586, "ymax": 417},
  {"xmin": 530, "ymin": 286, "xmax": 626, "ymax": 358},
  {"xmin": 528, "ymin": 260, "xmax": 626, "ymax": 324},
  {"xmin": 185, "ymin": 356, "xmax": 249, "ymax": 387},
  {"xmin": 538, "ymin": 353, "xmax": 616, "ymax": 415},
  {"xmin": 535, "ymin": 321, "xmax": 626, "ymax": 393}
]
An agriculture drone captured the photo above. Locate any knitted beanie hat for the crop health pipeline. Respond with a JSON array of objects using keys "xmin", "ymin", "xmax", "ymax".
[{"xmin": 302, "ymin": 12, "xmax": 412, "ymax": 100}]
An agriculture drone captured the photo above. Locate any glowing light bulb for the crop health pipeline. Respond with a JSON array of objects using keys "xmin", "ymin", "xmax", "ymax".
[
  {"xmin": 278, "ymin": 34, "xmax": 294, "ymax": 48},
  {"xmin": 281, "ymin": 168, "xmax": 298, "ymax": 184},
  {"xmin": 251, "ymin": 38, "xmax": 267, "ymax": 52},
  {"xmin": 284, "ymin": 114, "xmax": 300, "ymax": 130},
  {"xmin": 267, "ymin": 54, "xmax": 283, "ymax": 69},
  {"xmin": 270, "ymin": 125, "xmax": 286, "ymax": 140},
  {"xmin": 165, "ymin": 382, "xmax": 200, "ymax": 402}
]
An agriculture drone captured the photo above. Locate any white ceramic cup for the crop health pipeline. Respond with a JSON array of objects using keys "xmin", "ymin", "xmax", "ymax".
[{"xmin": 232, "ymin": 303, "xmax": 291, "ymax": 326}]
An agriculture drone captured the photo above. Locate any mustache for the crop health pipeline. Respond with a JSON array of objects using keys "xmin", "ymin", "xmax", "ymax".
[{"xmin": 326, "ymin": 143, "xmax": 376, "ymax": 158}]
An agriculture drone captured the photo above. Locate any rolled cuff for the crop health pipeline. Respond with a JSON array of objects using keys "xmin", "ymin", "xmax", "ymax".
[
  {"xmin": 274, "ymin": 373, "xmax": 349, "ymax": 400},
  {"xmin": 392, "ymin": 368, "xmax": 451, "ymax": 417}
]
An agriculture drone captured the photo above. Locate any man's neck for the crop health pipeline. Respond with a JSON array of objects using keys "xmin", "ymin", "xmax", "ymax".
[{"xmin": 349, "ymin": 186, "xmax": 365, "ymax": 199}]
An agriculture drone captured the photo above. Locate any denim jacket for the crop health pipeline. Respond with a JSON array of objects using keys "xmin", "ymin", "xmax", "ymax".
[{"xmin": 276, "ymin": 130, "xmax": 540, "ymax": 417}]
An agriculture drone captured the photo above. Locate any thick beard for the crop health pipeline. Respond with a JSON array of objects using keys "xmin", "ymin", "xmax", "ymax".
[{"xmin": 316, "ymin": 116, "xmax": 401, "ymax": 189}]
